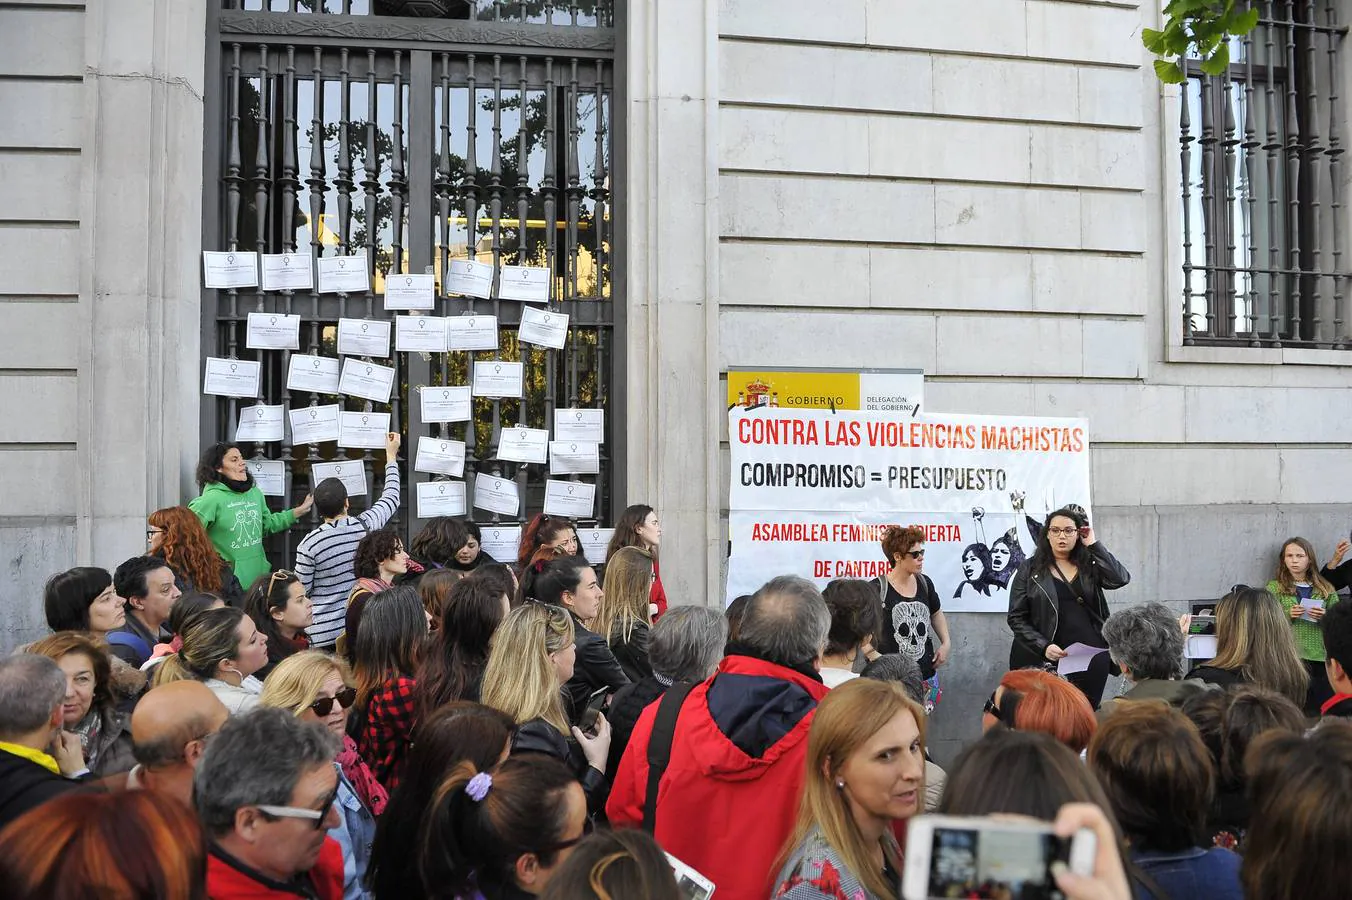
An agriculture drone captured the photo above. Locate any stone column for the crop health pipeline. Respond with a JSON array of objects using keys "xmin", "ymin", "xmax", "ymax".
[
  {"xmin": 621, "ymin": 0, "xmax": 722, "ymax": 605},
  {"xmin": 77, "ymin": 0, "xmax": 206, "ymax": 565}
]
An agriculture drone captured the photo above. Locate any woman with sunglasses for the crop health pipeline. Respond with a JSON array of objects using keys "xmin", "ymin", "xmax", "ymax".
[
  {"xmin": 420, "ymin": 755, "xmax": 589, "ymax": 900},
  {"xmin": 1007, "ymin": 506, "xmax": 1130, "ymax": 708},
  {"xmin": 245, "ymin": 570, "xmax": 314, "ymax": 681},
  {"xmin": 871, "ymin": 525, "xmax": 949, "ymax": 680},
  {"xmin": 261, "ymin": 651, "xmax": 386, "ymax": 900}
]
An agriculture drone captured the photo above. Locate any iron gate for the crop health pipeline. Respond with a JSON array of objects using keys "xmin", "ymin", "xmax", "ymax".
[{"xmin": 201, "ymin": 0, "xmax": 619, "ymax": 565}]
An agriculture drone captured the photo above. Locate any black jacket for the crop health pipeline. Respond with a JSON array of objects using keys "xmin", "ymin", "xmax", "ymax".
[
  {"xmin": 608, "ymin": 622, "xmax": 652, "ymax": 684},
  {"xmin": 1007, "ymin": 542, "xmax": 1130, "ymax": 669},
  {"xmin": 0, "ymin": 748, "xmax": 80, "ymax": 833},
  {"xmin": 605, "ymin": 675, "xmax": 668, "ymax": 778},
  {"xmin": 512, "ymin": 718, "xmax": 607, "ymax": 813},
  {"xmin": 562, "ymin": 612, "xmax": 631, "ymax": 722}
]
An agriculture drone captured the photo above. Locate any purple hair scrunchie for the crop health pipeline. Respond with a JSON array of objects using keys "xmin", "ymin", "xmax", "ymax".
[{"xmin": 466, "ymin": 772, "xmax": 493, "ymax": 802}]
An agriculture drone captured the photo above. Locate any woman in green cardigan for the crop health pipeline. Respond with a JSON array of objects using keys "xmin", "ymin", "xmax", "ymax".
[
  {"xmin": 189, "ymin": 442, "xmax": 312, "ymax": 592},
  {"xmin": 1267, "ymin": 536, "xmax": 1340, "ymax": 715}
]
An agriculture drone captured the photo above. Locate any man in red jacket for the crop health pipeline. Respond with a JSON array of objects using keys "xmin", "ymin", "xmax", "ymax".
[
  {"xmin": 607, "ymin": 575, "xmax": 832, "ymax": 900},
  {"xmin": 195, "ymin": 708, "xmax": 345, "ymax": 900}
]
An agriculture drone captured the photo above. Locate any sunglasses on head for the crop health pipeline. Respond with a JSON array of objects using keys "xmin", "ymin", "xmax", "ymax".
[{"xmin": 308, "ymin": 686, "xmax": 357, "ymax": 717}]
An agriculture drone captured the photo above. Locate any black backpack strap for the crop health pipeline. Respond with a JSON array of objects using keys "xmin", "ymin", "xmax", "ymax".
[{"xmin": 643, "ymin": 680, "xmax": 695, "ymax": 833}]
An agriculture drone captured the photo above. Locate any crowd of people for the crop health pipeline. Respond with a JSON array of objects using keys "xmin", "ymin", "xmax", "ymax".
[{"xmin": 2, "ymin": 439, "xmax": 1351, "ymax": 899}]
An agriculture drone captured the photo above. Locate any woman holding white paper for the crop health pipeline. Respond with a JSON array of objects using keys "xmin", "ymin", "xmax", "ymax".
[
  {"xmin": 1007, "ymin": 506, "xmax": 1130, "ymax": 709},
  {"xmin": 189, "ymin": 442, "xmax": 313, "ymax": 591},
  {"xmin": 1267, "ymin": 536, "xmax": 1341, "ymax": 714}
]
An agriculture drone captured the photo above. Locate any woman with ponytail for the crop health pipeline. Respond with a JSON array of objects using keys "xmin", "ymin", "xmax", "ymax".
[
  {"xmin": 418, "ymin": 756, "xmax": 587, "ymax": 900},
  {"xmin": 151, "ymin": 606, "xmax": 269, "ymax": 715}
]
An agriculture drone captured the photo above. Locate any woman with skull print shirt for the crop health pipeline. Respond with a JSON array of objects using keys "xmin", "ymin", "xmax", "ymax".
[{"xmin": 872, "ymin": 525, "xmax": 951, "ymax": 679}]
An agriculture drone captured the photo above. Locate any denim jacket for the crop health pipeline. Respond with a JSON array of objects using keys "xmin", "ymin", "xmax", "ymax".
[{"xmin": 331, "ymin": 768, "xmax": 377, "ymax": 900}]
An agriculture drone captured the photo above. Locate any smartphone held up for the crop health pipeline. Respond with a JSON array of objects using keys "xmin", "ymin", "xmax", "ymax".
[{"xmin": 901, "ymin": 815, "xmax": 1095, "ymax": 900}]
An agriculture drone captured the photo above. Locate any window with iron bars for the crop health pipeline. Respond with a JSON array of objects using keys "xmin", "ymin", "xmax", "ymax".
[{"xmin": 1180, "ymin": 0, "xmax": 1350, "ymax": 347}]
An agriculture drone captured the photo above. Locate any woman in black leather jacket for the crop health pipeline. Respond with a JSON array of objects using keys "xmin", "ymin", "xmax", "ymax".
[
  {"xmin": 1007, "ymin": 506, "xmax": 1130, "ymax": 708},
  {"xmin": 481, "ymin": 602, "xmax": 611, "ymax": 813},
  {"xmin": 531, "ymin": 556, "xmax": 631, "ymax": 722}
]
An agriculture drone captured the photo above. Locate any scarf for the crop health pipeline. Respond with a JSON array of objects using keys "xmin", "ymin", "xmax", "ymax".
[
  {"xmin": 337, "ymin": 734, "xmax": 389, "ymax": 815},
  {"xmin": 70, "ymin": 708, "xmax": 104, "ymax": 763},
  {"xmin": 219, "ymin": 472, "xmax": 256, "ymax": 494}
]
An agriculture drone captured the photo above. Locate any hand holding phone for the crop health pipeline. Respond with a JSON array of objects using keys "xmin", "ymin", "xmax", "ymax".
[
  {"xmin": 578, "ymin": 687, "xmax": 610, "ymax": 734},
  {"xmin": 902, "ymin": 814, "xmax": 1096, "ymax": 900}
]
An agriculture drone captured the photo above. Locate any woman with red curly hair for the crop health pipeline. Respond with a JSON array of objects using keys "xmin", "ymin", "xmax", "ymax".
[
  {"xmin": 981, "ymin": 668, "xmax": 1097, "ymax": 754},
  {"xmin": 147, "ymin": 506, "xmax": 243, "ymax": 605}
]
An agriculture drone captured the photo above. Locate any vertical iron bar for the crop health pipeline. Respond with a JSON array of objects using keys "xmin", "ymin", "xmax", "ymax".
[
  {"xmin": 1265, "ymin": 4, "xmax": 1283, "ymax": 338},
  {"xmin": 1222, "ymin": 77, "xmax": 1240, "ymax": 337},
  {"xmin": 1285, "ymin": 3, "xmax": 1302, "ymax": 344},
  {"xmin": 1328, "ymin": 0, "xmax": 1346, "ymax": 347},
  {"xmin": 489, "ymin": 54, "xmax": 506, "ymax": 520},
  {"xmin": 565, "ymin": 59, "xmax": 582, "ymax": 405},
  {"xmin": 407, "ymin": 49, "xmax": 435, "ymax": 543},
  {"xmin": 1243, "ymin": 29, "xmax": 1262, "ymax": 343},
  {"xmin": 515, "ymin": 57, "xmax": 537, "ymax": 516},
  {"xmin": 434, "ymin": 54, "xmax": 453, "ymax": 445},
  {"xmin": 281, "ymin": 46, "xmax": 297, "ymax": 464},
  {"xmin": 337, "ymin": 50, "xmax": 354, "ymax": 255},
  {"xmin": 1182, "ymin": 79, "xmax": 1196, "ymax": 344},
  {"xmin": 592, "ymin": 61, "xmax": 608, "ymax": 517},
  {"xmin": 306, "ymin": 48, "xmax": 326, "ymax": 465},
  {"xmin": 361, "ymin": 52, "xmax": 380, "ymax": 495},
  {"xmin": 225, "ymin": 44, "xmax": 244, "ymax": 441},
  {"xmin": 1304, "ymin": 0, "xmax": 1325, "ymax": 343},
  {"xmin": 252, "ymin": 49, "xmax": 272, "ymax": 458},
  {"xmin": 463, "ymin": 56, "xmax": 480, "ymax": 480},
  {"xmin": 1200, "ymin": 76, "xmax": 1218, "ymax": 337}
]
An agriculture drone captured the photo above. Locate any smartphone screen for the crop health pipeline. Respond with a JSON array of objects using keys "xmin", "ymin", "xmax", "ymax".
[{"xmin": 923, "ymin": 825, "xmax": 1071, "ymax": 899}]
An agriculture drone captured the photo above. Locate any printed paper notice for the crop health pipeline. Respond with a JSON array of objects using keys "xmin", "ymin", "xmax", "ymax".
[
  {"xmin": 518, "ymin": 306, "xmax": 568, "ymax": 349},
  {"xmin": 478, "ymin": 526, "xmax": 522, "ymax": 564},
  {"xmin": 473, "ymin": 474, "xmax": 521, "ymax": 516},
  {"xmin": 260, "ymin": 253, "xmax": 313, "ymax": 291},
  {"xmin": 497, "ymin": 425, "xmax": 549, "ymax": 464},
  {"xmin": 420, "ymin": 385, "xmax": 472, "ymax": 423},
  {"xmin": 235, "ymin": 404, "xmax": 285, "ymax": 443},
  {"xmin": 288, "ymin": 404, "xmax": 341, "ymax": 445},
  {"xmin": 445, "ymin": 259, "xmax": 494, "ymax": 299},
  {"xmin": 549, "ymin": 441, "xmax": 600, "ymax": 475},
  {"xmin": 339, "ymin": 411, "xmax": 391, "ymax": 449},
  {"xmin": 203, "ymin": 251, "xmax": 259, "ymax": 289},
  {"xmin": 311, "ymin": 460, "xmax": 368, "ymax": 497},
  {"xmin": 416, "ymin": 480, "xmax": 467, "ymax": 518},
  {"xmin": 471, "ymin": 361, "xmax": 523, "ymax": 398},
  {"xmin": 543, "ymin": 479, "xmax": 595, "ymax": 519},
  {"xmin": 338, "ymin": 359, "xmax": 396, "ymax": 403},
  {"xmin": 336, "ymin": 318, "xmax": 392, "ymax": 358},
  {"xmin": 384, "ymin": 273, "xmax": 436, "ymax": 311},
  {"xmin": 245, "ymin": 313, "xmax": 302, "ymax": 350},
  {"xmin": 446, "ymin": 314, "xmax": 499, "ymax": 351},
  {"xmin": 395, "ymin": 315, "xmax": 448, "ymax": 353},
  {"xmin": 203, "ymin": 357, "xmax": 261, "ymax": 398},
  {"xmin": 287, "ymin": 355, "xmax": 342, "ymax": 395},
  {"xmin": 577, "ymin": 527, "xmax": 615, "ymax": 565},
  {"xmin": 316, "ymin": 254, "xmax": 369, "ymax": 294},
  {"xmin": 414, "ymin": 436, "xmax": 467, "ymax": 477},
  {"xmin": 498, "ymin": 265, "xmax": 549, "ymax": 302},
  {"xmin": 248, "ymin": 459, "xmax": 286, "ymax": 497},
  {"xmin": 554, "ymin": 408, "xmax": 604, "ymax": 443}
]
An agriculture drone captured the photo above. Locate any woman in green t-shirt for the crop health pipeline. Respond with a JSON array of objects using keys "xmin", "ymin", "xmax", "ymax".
[
  {"xmin": 1267, "ymin": 536, "xmax": 1340, "ymax": 715},
  {"xmin": 189, "ymin": 442, "xmax": 311, "ymax": 592}
]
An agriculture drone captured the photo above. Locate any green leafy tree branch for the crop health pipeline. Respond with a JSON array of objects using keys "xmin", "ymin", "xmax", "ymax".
[{"xmin": 1143, "ymin": 0, "xmax": 1261, "ymax": 83}]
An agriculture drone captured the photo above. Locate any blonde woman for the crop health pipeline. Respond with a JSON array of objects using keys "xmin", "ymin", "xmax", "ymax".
[
  {"xmin": 593, "ymin": 546, "xmax": 656, "ymax": 682},
  {"xmin": 772, "ymin": 679, "xmax": 926, "ymax": 900},
  {"xmin": 1267, "ymin": 537, "xmax": 1340, "ymax": 713},
  {"xmin": 1184, "ymin": 585, "xmax": 1309, "ymax": 707},
  {"xmin": 152, "ymin": 606, "xmax": 268, "ymax": 715},
  {"xmin": 481, "ymin": 602, "xmax": 610, "ymax": 811},
  {"xmin": 260, "ymin": 651, "xmax": 385, "ymax": 900}
]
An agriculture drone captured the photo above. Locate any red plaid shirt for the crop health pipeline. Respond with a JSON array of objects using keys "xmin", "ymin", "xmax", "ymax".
[{"xmin": 357, "ymin": 676, "xmax": 417, "ymax": 790}]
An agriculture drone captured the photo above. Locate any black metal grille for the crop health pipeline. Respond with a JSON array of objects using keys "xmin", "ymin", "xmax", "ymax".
[
  {"xmin": 203, "ymin": 7, "xmax": 616, "ymax": 562},
  {"xmin": 1180, "ymin": 0, "xmax": 1349, "ymax": 347},
  {"xmin": 228, "ymin": 0, "xmax": 612, "ymax": 26}
]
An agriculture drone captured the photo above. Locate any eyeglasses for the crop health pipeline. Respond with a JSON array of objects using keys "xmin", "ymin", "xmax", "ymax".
[
  {"xmin": 1046, "ymin": 527, "xmax": 1079, "ymax": 537},
  {"xmin": 908, "ymin": 549, "xmax": 925, "ymax": 559},
  {"xmin": 308, "ymin": 687, "xmax": 357, "ymax": 717},
  {"xmin": 146, "ymin": 528, "xmax": 165, "ymax": 538},
  {"xmin": 256, "ymin": 770, "xmax": 340, "ymax": 830},
  {"xmin": 982, "ymin": 691, "xmax": 1003, "ymax": 722}
]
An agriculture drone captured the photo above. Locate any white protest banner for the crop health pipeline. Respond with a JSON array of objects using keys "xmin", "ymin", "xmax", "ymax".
[{"xmin": 725, "ymin": 409, "xmax": 1091, "ymax": 613}]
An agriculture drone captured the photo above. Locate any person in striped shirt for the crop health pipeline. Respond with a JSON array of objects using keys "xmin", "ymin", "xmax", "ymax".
[{"xmin": 295, "ymin": 433, "xmax": 402, "ymax": 649}]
